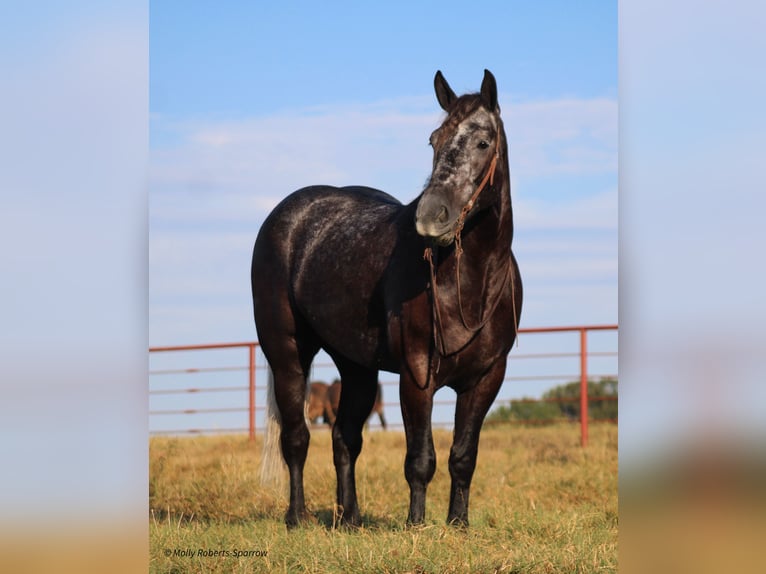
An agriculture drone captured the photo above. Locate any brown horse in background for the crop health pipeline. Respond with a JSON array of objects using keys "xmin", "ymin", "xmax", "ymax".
[
  {"xmin": 306, "ymin": 381, "xmax": 333, "ymax": 425},
  {"xmin": 307, "ymin": 380, "xmax": 387, "ymax": 430}
]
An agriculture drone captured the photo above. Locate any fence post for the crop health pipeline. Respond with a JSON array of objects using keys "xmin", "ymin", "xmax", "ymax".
[
  {"xmin": 580, "ymin": 328, "xmax": 589, "ymax": 447},
  {"xmin": 249, "ymin": 344, "xmax": 256, "ymax": 441}
]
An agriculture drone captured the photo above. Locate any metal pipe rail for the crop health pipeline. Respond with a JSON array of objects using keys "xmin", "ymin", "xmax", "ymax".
[{"xmin": 149, "ymin": 324, "xmax": 617, "ymax": 446}]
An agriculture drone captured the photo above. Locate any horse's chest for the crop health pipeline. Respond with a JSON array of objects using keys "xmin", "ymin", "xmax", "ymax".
[
  {"xmin": 438, "ymin": 331, "xmax": 509, "ymax": 390},
  {"xmin": 386, "ymin": 293, "xmax": 512, "ymax": 390}
]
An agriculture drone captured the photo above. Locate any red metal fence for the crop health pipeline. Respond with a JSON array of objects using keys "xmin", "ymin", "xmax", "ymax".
[{"xmin": 149, "ymin": 324, "xmax": 617, "ymax": 446}]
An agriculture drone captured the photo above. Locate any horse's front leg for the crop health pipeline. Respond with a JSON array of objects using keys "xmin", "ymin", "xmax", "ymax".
[
  {"xmin": 447, "ymin": 358, "xmax": 506, "ymax": 527},
  {"xmin": 400, "ymin": 371, "xmax": 436, "ymax": 526}
]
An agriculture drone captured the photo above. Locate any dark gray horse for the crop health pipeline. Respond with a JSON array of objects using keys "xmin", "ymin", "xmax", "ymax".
[{"xmin": 253, "ymin": 69, "xmax": 522, "ymax": 528}]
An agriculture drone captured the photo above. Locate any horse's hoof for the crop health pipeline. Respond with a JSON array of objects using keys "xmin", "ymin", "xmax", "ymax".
[
  {"xmin": 447, "ymin": 515, "xmax": 469, "ymax": 529},
  {"xmin": 405, "ymin": 518, "xmax": 427, "ymax": 530},
  {"xmin": 340, "ymin": 515, "xmax": 363, "ymax": 531},
  {"xmin": 284, "ymin": 509, "xmax": 316, "ymax": 529},
  {"xmin": 334, "ymin": 505, "xmax": 362, "ymax": 530}
]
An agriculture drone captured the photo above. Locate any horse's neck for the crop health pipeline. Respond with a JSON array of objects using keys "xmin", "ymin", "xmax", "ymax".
[
  {"xmin": 457, "ymin": 192, "xmax": 513, "ymax": 274},
  {"xmin": 427, "ymin": 193, "xmax": 513, "ymax": 355}
]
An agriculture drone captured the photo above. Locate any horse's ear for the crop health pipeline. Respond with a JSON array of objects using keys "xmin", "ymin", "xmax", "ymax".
[
  {"xmin": 480, "ymin": 69, "xmax": 498, "ymax": 112},
  {"xmin": 434, "ymin": 70, "xmax": 457, "ymax": 111}
]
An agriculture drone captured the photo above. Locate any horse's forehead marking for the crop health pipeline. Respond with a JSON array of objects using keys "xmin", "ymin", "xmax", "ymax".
[
  {"xmin": 436, "ymin": 107, "xmax": 495, "ymax": 150},
  {"xmin": 461, "ymin": 107, "xmax": 495, "ymax": 132},
  {"xmin": 434, "ymin": 108, "xmax": 496, "ymax": 170}
]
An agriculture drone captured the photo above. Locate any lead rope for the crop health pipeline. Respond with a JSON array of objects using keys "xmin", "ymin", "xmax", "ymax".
[{"xmin": 423, "ymin": 246, "xmax": 448, "ymax": 360}]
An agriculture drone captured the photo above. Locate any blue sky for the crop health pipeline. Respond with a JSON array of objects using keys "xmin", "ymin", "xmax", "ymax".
[
  {"xmin": 150, "ymin": 2, "xmax": 616, "ymax": 120},
  {"xmin": 148, "ymin": 1, "xmax": 618, "ymax": 432}
]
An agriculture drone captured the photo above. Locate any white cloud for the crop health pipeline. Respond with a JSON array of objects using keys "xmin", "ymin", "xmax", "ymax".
[
  {"xmin": 150, "ymin": 101, "xmax": 440, "ymax": 220},
  {"xmin": 506, "ymin": 97, "xmax": 617, "ymax": 178},
  {"xmin": 150, "ymin": 230, "xmax": 253, "ymax": 297},
  {"xmin": 149, "ymin": 229, "xmax": 257, "ymax": 344},
  {"xmin": 516, "ymin": 188, "xmax": 617, "ymax": 231},
  {"xmin": 150, "ymin": 94, "xmax": 616, "ymax": 224},
  {"xmin": 149, "ymin": 94, "xmax": 617, "ymax": 343},
  {"xmin": 151, "ymin": 189, "xmax": 283, "ymax": 224},
  {"xmin": 520, "ymin": 256, "xmax": 617, "ymax": 283}
]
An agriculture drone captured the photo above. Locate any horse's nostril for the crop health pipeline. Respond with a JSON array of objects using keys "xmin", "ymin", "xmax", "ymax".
[{"xmin": 437, "ymin": 206, "xmax": 449, "ymax": 223}]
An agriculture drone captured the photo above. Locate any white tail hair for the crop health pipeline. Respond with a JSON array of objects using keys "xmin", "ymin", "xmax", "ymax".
[
  {"xmin": 259, "ymin": 367, "xmax": 286, "ymax": 487},
  {"xmin": 259, "ymin": 365, "xmax": 314, "ymax": 488}
]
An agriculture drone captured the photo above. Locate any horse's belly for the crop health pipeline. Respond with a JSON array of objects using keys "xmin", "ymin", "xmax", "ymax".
[{"xmin": 301, "ymin": 300, "xmax": 385, "ymax": 366}]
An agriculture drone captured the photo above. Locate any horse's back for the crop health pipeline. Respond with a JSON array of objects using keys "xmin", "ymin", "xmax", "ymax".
[
  {"xmin": 254, "ymin": 184, "xmax": 401, "ymax": 272},
  {"xmin": 264, "ymin": 185, "xmax": 399, "ymax": 228},
  {"xmin": 252, "ymin": 185, "xmax": 404, "ymax": 367}
]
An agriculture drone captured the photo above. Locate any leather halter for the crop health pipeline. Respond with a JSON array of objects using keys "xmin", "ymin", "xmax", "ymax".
[{"xmin": 422, "ymin": 133, "xmax": 518, "ymax": 360}]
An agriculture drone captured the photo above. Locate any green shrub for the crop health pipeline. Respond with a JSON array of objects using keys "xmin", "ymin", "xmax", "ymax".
[{"xmin": 486, "ymin": 377, "xmax": 617, "ymax": 425}]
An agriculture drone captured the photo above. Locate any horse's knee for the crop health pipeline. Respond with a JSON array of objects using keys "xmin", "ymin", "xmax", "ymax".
[
  {"xmin": 405, "ymin": 449, "xmax": 436, "ymax": 485},
  {"xmin": 448, "ymin": 444, "xmax": 478, "ymax": 485}
]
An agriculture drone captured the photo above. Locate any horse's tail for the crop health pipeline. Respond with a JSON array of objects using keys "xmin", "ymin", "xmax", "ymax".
[{"xmin": 259, "ymin": 367, "xmax": 286, "ymax": 487}]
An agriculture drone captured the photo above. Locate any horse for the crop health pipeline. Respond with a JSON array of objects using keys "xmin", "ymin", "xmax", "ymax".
[
  {"xmin": 307, "ymin": 380, "xmax": 387, "ymax": 430},
  {"xmin": 252, "ymin": 69, "xmax": 522, "ymax": 529},
  {"xmin": 306, "ymin": 381, "xmax": 333, "ymax": 425}
]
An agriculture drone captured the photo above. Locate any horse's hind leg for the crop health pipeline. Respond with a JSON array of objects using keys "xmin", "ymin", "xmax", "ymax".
[
  {"xmin": 330, "ymin": 357, "xmax": 378, "ymax": 528},
  {"xmin": 262, "ymin": 329, "xmax": 319, "ymax": 528}
]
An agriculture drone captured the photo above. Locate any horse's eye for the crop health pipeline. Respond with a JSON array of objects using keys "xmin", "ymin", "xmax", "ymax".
[{"xmin": 478, "ymin": 140, "xmax": 490, "ymax": 150}]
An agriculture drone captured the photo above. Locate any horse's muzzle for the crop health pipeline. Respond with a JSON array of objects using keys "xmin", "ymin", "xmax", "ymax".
[{"xmin": 415, "ymin": 198, "xmax": 455, "ymax": 245}]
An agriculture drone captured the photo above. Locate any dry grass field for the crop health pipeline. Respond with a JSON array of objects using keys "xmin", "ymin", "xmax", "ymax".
[{"xmin": 149, "ymin": 423, "xmax": 617, "ymax": 573}]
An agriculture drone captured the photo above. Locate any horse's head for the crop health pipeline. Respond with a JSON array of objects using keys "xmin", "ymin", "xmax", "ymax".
[{"xmin": 415, "ymin": 69, "xmax": 505, "ymax": 246}]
